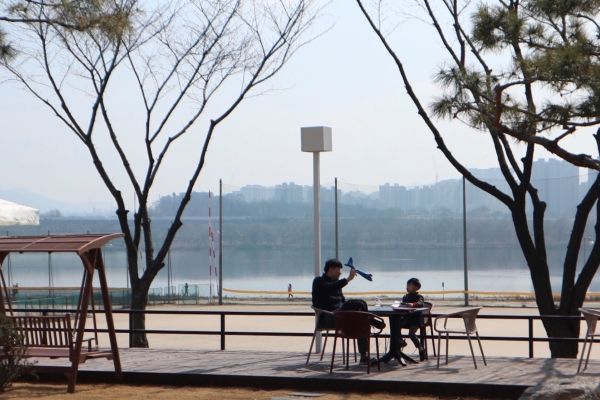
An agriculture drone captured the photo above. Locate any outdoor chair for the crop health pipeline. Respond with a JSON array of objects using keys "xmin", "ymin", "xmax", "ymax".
[
  {"xmin": 306, "ymin": 306, "xmax": 332, "ymax": 363},
  {"xmin": 420, "ymin": 301, "xmax": 436, "ymax": 359},
  {"xmin": 434, "ymin": 306, "xmax": 486, "ymax": 369},
  {"xmin": 577, "ymin": 308, "xmax": 600, "ymax": 374},
  {"xmin": 307, "ymin": 306, "xmax": 356, "ymax": 363},
  {"xmin": 329, "ymin": 310, "xmax": 385, "ymax": 374},
  {"xmin": 397, "ymin": 301, "xmax": 436, "ymax": 360}
]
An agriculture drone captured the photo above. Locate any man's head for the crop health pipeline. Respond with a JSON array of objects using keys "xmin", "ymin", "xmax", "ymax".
[
  {"xmin": 406, "ymin": 277, "xmax": 421, "ymax": 294},
  {"xmin": 324, "ymin": 259, "xmax": 343, "ymax": 280}
]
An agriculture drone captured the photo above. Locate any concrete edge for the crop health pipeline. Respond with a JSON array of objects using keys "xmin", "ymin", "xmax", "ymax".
[{"xmin": 32, "ymin": 370, "xmax": 529, "ymax": 399}]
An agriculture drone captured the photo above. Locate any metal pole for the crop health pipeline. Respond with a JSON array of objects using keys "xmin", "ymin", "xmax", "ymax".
[
  {"xmin": 208, "ymin": 191, "xmax": 213, "ymax": 303},
  {"xmin": 219, "ymin": 179, "xmax": 223, "ymax": 305},
  {"xmin": 463, "ymin": 176, "xmax": 469, "ymax": 306},
  {"xmin": 48, "ymin": 253, "xmax": 52, "ymax": 297},
  {"xmin": 220, "ymin": 313, "xmax": 226, "ymax": 350},
  {"xmin": 301, "ymin": 126, "xmax": 331, "ymax": 355},
  {"xmin": 313, "ymin": 151, "xmax": 322, "ymax": 353},
  {"xmin": 128, "ymin": 311, "xmax": 133, "ymax": 348},
  {"xmin": 6, "ymin": 254, "xmax": 11, "ymax": 288},
  {"xmin": 5, "ymin": 230, "xmax": 11, "ymax": 289},
  {"xmin": 335, "ymin": 177, "xmax": 339, "ymax": 260},
  {"xmin": 313, "ymin": 152, "xmax": 322, "ymax": 278},
  {"xmin": 48, "ymin": 230, "xmax": 52, "ymax": 297},
  {"xmin": 167, "ymin": 249, "xmax": 172, "ymax": 303},
  {"xmin": 528, "ymin": 317, "xmax": 534, "ymax": 358},
  {"xmin": 583, "ymin": 238, "xmax": 587, "ymax": 267}
]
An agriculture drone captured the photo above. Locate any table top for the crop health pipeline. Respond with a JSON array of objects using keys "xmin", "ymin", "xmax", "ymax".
[{"xmin": 372, "ymin": 306, "xmax": 428, "ymax": 314}]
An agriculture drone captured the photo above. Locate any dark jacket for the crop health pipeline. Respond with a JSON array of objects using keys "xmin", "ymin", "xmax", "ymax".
[
  {"xmin": 312, "ymin": 274, "xmax": 348, "ymax": 311},
  {"xmin": 402, "ymin": 292, "xmax": 424, "ymax": 307},
  {"xmin": 402, "ymin": 292, "xmax": 425, "ymax": 327}
]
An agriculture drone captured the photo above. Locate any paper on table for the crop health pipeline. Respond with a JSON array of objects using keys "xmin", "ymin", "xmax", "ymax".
[{"xmin": 373, "ymin": 297, "xmax": 402, "ymax": 307}]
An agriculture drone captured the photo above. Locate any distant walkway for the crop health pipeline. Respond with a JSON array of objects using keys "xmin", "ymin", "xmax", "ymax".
[{"xmin": 32, "ymin": 349, "xmax": 600, "ymax": 399}]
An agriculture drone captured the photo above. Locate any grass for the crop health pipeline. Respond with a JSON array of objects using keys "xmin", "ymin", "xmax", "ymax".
[{"xmin": 2, "ymin": 383, "xmax": 505, "ymax": 399}]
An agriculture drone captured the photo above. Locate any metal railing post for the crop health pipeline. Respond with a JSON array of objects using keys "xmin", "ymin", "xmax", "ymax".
[
  {"xmin": 220, "ymin": 313, "xmax": 225, "ymax": 350},
  {"xmin": 528, "ymin": 317, "xmax": 534, "ymax": 358},
  {"xmin": 129, "ymin": 311, "xmax": 133, "ymax": 348}
]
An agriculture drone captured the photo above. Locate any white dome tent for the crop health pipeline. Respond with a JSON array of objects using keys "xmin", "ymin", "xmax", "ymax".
[
  {"xmin": 0, "ymin": 199, "xmax": 39, "ymax": 287},
  {"xmin": 0, "ymin": 199, "xmax": 39, "ymax": 226}
]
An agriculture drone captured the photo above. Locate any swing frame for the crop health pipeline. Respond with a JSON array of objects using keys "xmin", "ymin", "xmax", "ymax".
[{"xmin": 0, "ymin": 233, "xmax": 124, "ymax": 393}]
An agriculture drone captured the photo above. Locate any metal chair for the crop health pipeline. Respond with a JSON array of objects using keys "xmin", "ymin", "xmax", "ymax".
[
  {"xmin": 434, "ymin": 306, "xmax": 486, "ymax": 369},
  {"xmin": 330, "ymin": 310, "xmax": 385, "ymax": 374},
  {"xmin": 420, "ymin": 301, "xmax": 436, "ymax": 359},
  {"xmin": 398, "ymin": 302, "xmax": 436, "ymax": 360},
  {"xmin": 307, "ymin": 306, "xmax": 357, "ymax": 364},
  {"xmin": 577, "ymin": 308, "xmax": 600, "ymax": 373},
  {"xmin": 306, "ymin": 306, "xmax": 333, "ymax": 363}
]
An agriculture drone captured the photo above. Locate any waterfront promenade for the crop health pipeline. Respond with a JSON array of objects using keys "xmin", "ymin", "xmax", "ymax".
[{"xmin": 21, "ymin": 301, "xmax": 600, "ymax": 398}]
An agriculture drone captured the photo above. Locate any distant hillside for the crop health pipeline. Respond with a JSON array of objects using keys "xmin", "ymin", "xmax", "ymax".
[
  {"xmin": 2, "ymin": 213, "xmax": 578, "ymax": 251},
  {"xmin": 0, "ymin": 188, "xmax": 116, "ymax": 217}
]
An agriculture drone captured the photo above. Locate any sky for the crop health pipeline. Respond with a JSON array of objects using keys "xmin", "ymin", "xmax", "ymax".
[{"xmin": 0, "ymin": 0, "xmax": 597, "ymax": 213}]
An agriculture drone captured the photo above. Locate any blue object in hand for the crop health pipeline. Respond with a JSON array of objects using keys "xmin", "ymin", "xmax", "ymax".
[{"xmin": 344, "ymin": 257, "xmax": 373, "ymax": 281}]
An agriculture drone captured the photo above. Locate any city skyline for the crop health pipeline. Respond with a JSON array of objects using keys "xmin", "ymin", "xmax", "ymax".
[
  {"xmin": 149, "ymin": 157, "xmax": 596, "ymax": 218},
  {"xmin": 2, "ymin": 155, "xmax": 594, "ymax": 217}
]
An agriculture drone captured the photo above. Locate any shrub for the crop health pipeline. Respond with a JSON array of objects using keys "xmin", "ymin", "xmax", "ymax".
[{"xmin": 0, "ymin": 314, "xmax": 34, "ymax": 392}]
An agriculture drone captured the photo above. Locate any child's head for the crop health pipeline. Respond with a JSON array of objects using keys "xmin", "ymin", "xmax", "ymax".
[{"xmin": 406, "ymin": 277, "xmax": 421, "ymax": 293}]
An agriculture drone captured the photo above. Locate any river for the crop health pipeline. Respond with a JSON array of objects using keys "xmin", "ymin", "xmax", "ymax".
[{"xmin": 4, "ymin": 245, "xmax": 597, "ymax": 298}]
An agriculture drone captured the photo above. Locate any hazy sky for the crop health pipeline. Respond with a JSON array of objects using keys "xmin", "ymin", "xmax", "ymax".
[{"xmin": 0, "ymin": 1, "xmax": 596, "ymax": 211}]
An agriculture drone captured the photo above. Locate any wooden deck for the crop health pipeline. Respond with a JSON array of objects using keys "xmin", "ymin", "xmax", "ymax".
[{"xmin": 30, "ymin": 349, "xmax": 600, "ymax": 399}]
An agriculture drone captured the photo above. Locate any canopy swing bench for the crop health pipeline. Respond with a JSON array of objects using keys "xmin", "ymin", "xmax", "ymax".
[{"xmin": 0, "ymin": 234, "xmax": 124, "ymax": 393}]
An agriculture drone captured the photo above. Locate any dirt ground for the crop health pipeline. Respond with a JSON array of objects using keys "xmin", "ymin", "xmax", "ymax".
[{"xmin": 2, "ymin": 383, "xmax": 504, "ymax": 400}]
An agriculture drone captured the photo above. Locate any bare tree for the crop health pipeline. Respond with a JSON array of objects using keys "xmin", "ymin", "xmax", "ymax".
[
  {"xmin": 1, "ymin": 0, "xmax": 324, "ymax": 347},
  {"xmin": 357, "ymin": 0, "xmax": 600, "ymax": 357}
]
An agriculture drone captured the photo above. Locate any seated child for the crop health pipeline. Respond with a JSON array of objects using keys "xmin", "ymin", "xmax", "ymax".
[{"xmin": 400, "ymin": 277, "xmax": 426, "ymax": 361}]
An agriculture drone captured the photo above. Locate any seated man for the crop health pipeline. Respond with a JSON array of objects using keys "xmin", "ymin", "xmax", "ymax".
[{"xmin": 312, "ymin": 258, "xmax": 385, "ymax": 365}]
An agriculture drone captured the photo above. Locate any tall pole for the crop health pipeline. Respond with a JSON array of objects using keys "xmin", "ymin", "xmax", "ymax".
[
  {"xmin": 5, "ymin": 231, "xmax": 11, "ymax": 288},
  {"xmin": 301, "ymin": 126, "xmax": 332, "ymax": 356},
  {"xmin": 6, "ymin": 254, "xmax": 12, "ymax": 288},
  {"xmin": 5, "ymin": 232, "xmax": 10, "ymax": 289},
  {"xmin": 167, "ymin": 249, "xmax": 172, "ymax": 303},
  {"xmin": 313, "ymin": 152, "xmax": 322, "ymax": 279},
  {"xmin": 48, "ymin": 253, "xmax": 53, "ymax": 297},
  {"xmin": 208, "ymin": 191, "xmax": 214, "ymax": 303},
  {"xmin": 463, "ymin": 176, "xmax": 469, "ymax": 306},
  {"xmin": 219, "ymin": 179, "xmax": 223, "ymax": 305},
  {"xmin": 126, "ymin": 253, "xmax": 129, "ymax": 289},
  {"xmin": 583, "ymin": 238, "xmax": 587, "ymax": 268},
  {"xmin": 335, "ymin": 177, "xmax": 339, "ymax": 260},
  {"xmin": 48, "ymin": 230, "xmax": 52, "ymax": 297}
]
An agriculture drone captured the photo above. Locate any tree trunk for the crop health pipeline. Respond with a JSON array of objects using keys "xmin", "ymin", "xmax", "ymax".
[
  {"xmin": 543, "ymin": 316, "xmax": 580, "ymax": 358},
  {"xmin": 508, "ymin": 207, "xmax": 583, "ymax": 358},
  {"xmin": 130, "ymin": 278, "xmax": 150, "ymax": 348},
  {"xmin": 125, "ymin": 237, "xmax": 151, "ymax": 348}
]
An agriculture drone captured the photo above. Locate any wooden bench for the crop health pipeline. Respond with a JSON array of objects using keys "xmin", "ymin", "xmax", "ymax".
[{"xmin": 6, "ymin": 314, "xmax": 113, "ymax": 364}]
